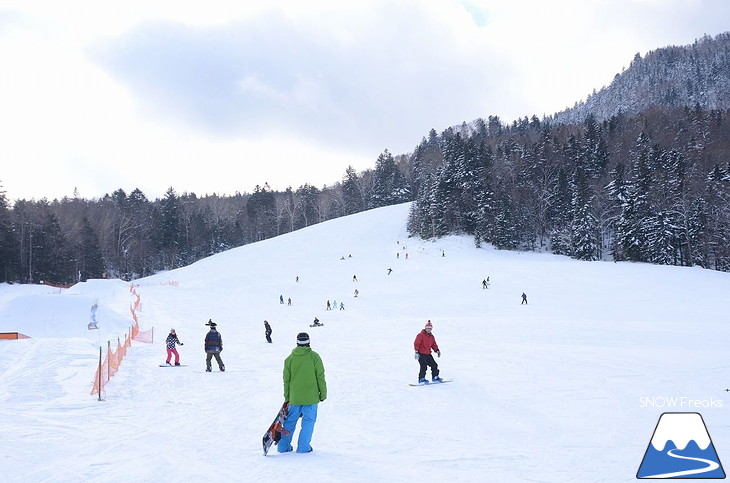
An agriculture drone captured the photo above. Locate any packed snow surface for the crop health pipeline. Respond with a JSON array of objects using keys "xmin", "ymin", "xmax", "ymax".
[{"xmin": 1, "ymin": 203, "xmax": 729, "ymax": 482}]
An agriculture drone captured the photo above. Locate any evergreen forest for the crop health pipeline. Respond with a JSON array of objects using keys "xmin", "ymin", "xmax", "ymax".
[{"xmin": 2, "ymin": 33, "xmax": 730, "ymax": 284}]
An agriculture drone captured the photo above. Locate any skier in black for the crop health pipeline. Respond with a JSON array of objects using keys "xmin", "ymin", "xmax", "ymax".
[
  {"xmin": 521, "ymin": 292, "xmax": 528, "ymax": 304},
  {"xmin": 264, "ymin": 320, "xmax": 272, "ymax": 343}
]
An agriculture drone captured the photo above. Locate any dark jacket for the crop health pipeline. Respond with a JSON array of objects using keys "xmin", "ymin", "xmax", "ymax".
[
  {"xmin": 205, "ymin": 329, "xmax": 222, "ymax": 353},
  {"xmin": 264, "ymin": 321, "xmax": 272, "ymax": 335}
]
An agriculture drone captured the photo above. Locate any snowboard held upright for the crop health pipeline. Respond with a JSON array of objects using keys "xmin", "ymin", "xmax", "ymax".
[{"xmin": 262, "ymin": 401, "xmax": 290, "ymax": 456}]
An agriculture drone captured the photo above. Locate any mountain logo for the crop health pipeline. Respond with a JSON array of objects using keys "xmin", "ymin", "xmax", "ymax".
[{"xmin": 637, "ymin": 412, "xmax": 725, "ymax": 479}]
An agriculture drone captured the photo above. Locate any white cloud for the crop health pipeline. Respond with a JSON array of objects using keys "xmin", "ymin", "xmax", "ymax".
[{"xmin": 0, "ymin": 0, "xmax": 728, "ymax": 201}]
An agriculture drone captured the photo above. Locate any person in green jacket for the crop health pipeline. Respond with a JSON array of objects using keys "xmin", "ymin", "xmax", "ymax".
[{"xmin": 277, "ymin": 332, "xmax": 327, "ymax": 454}]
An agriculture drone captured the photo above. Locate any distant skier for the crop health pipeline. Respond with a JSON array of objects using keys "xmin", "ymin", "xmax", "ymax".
[
  {"xmin": 165, "ymin": 328, "xmax": 184, "ymax": 366},
  {"xmin": 352, "ymin": 275, "xmax": 358, "ymax": 282},
  {"xmin": 354, "ymin": 289, "xmax": 359, "ymax": 297},
  {"xmin": 387, "ymin": 268, "xmax": 393, "ymax": 275},
  {"xmin": 280, "ymin": 295, "xmax": 284, "ymax": 304},
  {"xmin": 482, "ymin": 279, "xmax": 487, "ymax": 289},
  {"xmin": 414, "ymin": 320, "xmax": 442, "ymax": 384},
  {"xmin": 339, "ymin": 302, "xmax": 345, "ymax": 310},
  {"xmin": 264, "ymin": 320, "xmax": 272, "ymax": 343},
  {"xmin": 326, "ymin": 300, "xmax": 331, "ymax": 310},
  {"xmin": 521, "ymin": 292, "xmax": 528, "ymax": 304},
  {"xmin": 204, "ymin": 320, "xmax": 225, "ymax": 372},
  {"xmin": 288, "ymin": 297, "xmax": 292, "ymax": 306}
]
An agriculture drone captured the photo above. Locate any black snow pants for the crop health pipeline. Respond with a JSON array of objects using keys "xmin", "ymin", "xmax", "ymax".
[{"xmin": 417, "ymin": 353, "xmax": 439, "ymax": 380}]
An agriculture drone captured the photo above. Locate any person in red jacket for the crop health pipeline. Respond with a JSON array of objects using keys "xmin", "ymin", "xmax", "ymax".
[{"xmin": 414, "ymin": 320, "xmax": 442, "ymax": 384}]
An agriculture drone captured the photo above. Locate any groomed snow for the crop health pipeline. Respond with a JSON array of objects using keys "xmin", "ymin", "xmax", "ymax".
[{"xmin": 1, "ymin": 202, "xmax": 729, "ymax": 482}]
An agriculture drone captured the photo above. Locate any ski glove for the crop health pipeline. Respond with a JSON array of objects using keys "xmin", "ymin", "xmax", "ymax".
[
  {"xmin": 436, "ymin": 350, "xmax": 441, "ymax": 357},
  {"xmin": 414, "ymin": 351, "xmax": 420, "ymax": 360}
]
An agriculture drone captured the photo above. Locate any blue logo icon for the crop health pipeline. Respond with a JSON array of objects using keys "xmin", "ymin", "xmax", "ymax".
[{"xmin": 637, "ymin": 412, "xmax": 725, "ymax": 479}]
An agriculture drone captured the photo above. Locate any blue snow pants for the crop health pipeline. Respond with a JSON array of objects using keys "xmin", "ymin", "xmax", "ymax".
[{"xmin": 277, "ymin": 404, "xmax": 318, "ymax": 453}]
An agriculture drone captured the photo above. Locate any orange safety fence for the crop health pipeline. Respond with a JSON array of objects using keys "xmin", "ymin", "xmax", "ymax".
[{"xmin": 91, "ymin": 284, "xmax": 154, "ymax": 399}]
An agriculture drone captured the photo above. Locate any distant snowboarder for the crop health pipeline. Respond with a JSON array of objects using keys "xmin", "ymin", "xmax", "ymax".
[
  {"xmin": 311, "ymin": 317, "xmax": 323, "ymax": 327},
  {"xmin": 387, "ymin": 268, "xmax": 393, "ymax": 275},
  {"xmin": 264, "ymin": 320, "xmax": 272, "ymax": 343},
  {"xmin": 165, "ymin": 328, "xmax": 184, "ymax": 365},
  {"xmin": 414, "ymin": 320, "xmax": 442, "ymax": 384},
  {"xmin": 521, "ymin": 292, "xmax": 528, "ymax": 304},
  {"xmin": 280, "ymin": 295, "xmax": 284, "ymax": 304},
  {"xmin": 339, "ymin": 302, "xmax": 345, "ymax": 310},
  {"xmin": 204, "ymin": 320, "xmax": 225, "ymax": 372},
  {"xmin": 352, "ymin": 275, "xmax": 358, "ymax": 282},
  {"xmin": 354, "ymin": 289, "xmax": 359, "ymax": 297},
  {"xmin": 326, "ymin": 300, "xmax": 331, "ymax": 310}
]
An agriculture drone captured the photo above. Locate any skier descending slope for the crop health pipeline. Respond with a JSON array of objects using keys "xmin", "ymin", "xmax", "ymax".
[{"xmin": 414, "ymin": 320, "xmax": 442, "ymax": 384}]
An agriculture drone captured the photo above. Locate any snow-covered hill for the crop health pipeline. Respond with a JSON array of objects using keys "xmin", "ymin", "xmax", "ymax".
[{"xmin": 1, "ymin": 202, "xmax": 729, "ymax": 482}]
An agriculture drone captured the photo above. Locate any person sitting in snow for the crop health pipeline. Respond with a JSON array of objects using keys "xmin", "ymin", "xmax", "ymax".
[
  {"xmin": 414, "ymin": 320, "xmax": 442, "ymax": 384},
  {"xmin": 165, "ymin": 328, "xmax": 184, "ymax": 366},
  {"xmin": 312, "ymin": 317, "xmax": 322, "ymax": 327}
]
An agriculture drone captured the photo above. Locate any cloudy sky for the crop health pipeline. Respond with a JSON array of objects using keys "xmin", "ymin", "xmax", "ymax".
[{"xmin": 1, "ymin": 0, "xmax": 728, "ymax": 202}]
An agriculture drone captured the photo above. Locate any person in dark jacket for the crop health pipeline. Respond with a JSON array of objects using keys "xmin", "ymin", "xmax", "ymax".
[
  {"xmin": 165, "ymin": 328, "xmax": 184, "ymax": 365},
  {"xmin": 413, "ymin": 320, "xmax": 442, "ymax": 383},
  {"xmin": 277, "ymin": 332, "xmax": 327, "ymax": 454},
  {"xmin": 204, "ymin": 320, "xmax": 225, "ymax": 372},
  {"xmin": 264, "ymin": 320, "xmax": 272, "ymax": 343}
]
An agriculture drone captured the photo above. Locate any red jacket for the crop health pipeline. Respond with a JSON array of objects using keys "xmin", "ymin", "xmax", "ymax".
[{"xmin": 414, "ymin": 330, "xmax": 439, "ymax": 355}]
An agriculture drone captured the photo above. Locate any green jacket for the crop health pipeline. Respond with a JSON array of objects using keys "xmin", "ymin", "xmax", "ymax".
[{"xmin": 283, "ymin": 346, "xmax": 327, "ymax": 405}]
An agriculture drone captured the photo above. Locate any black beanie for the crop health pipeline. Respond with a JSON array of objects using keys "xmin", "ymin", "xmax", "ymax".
[{"xmin": 297, "ymin": 332, "xmax": 310, "ymax": 346}]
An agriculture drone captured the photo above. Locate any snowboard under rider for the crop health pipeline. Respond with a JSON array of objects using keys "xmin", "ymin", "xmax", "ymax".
[
  {"xmin": 204, "ymin": 320, "xmax": 225, "ymax": 372},
  {"xmin": 165, "ymin": 328, "xmax": 184, "ymax": 365},
  {"xmin": 277, "ymin": 332, "xmax": 327, "ymax": 454},
  {"xmin": 414, "ymin": 320, "xmax": 442, "ymax": 383}
]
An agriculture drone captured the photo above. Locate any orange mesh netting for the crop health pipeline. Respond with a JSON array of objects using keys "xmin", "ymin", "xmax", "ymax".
[{"xmin": 90, "ymin": 284, "xmax": 154, "ymax": 397}]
